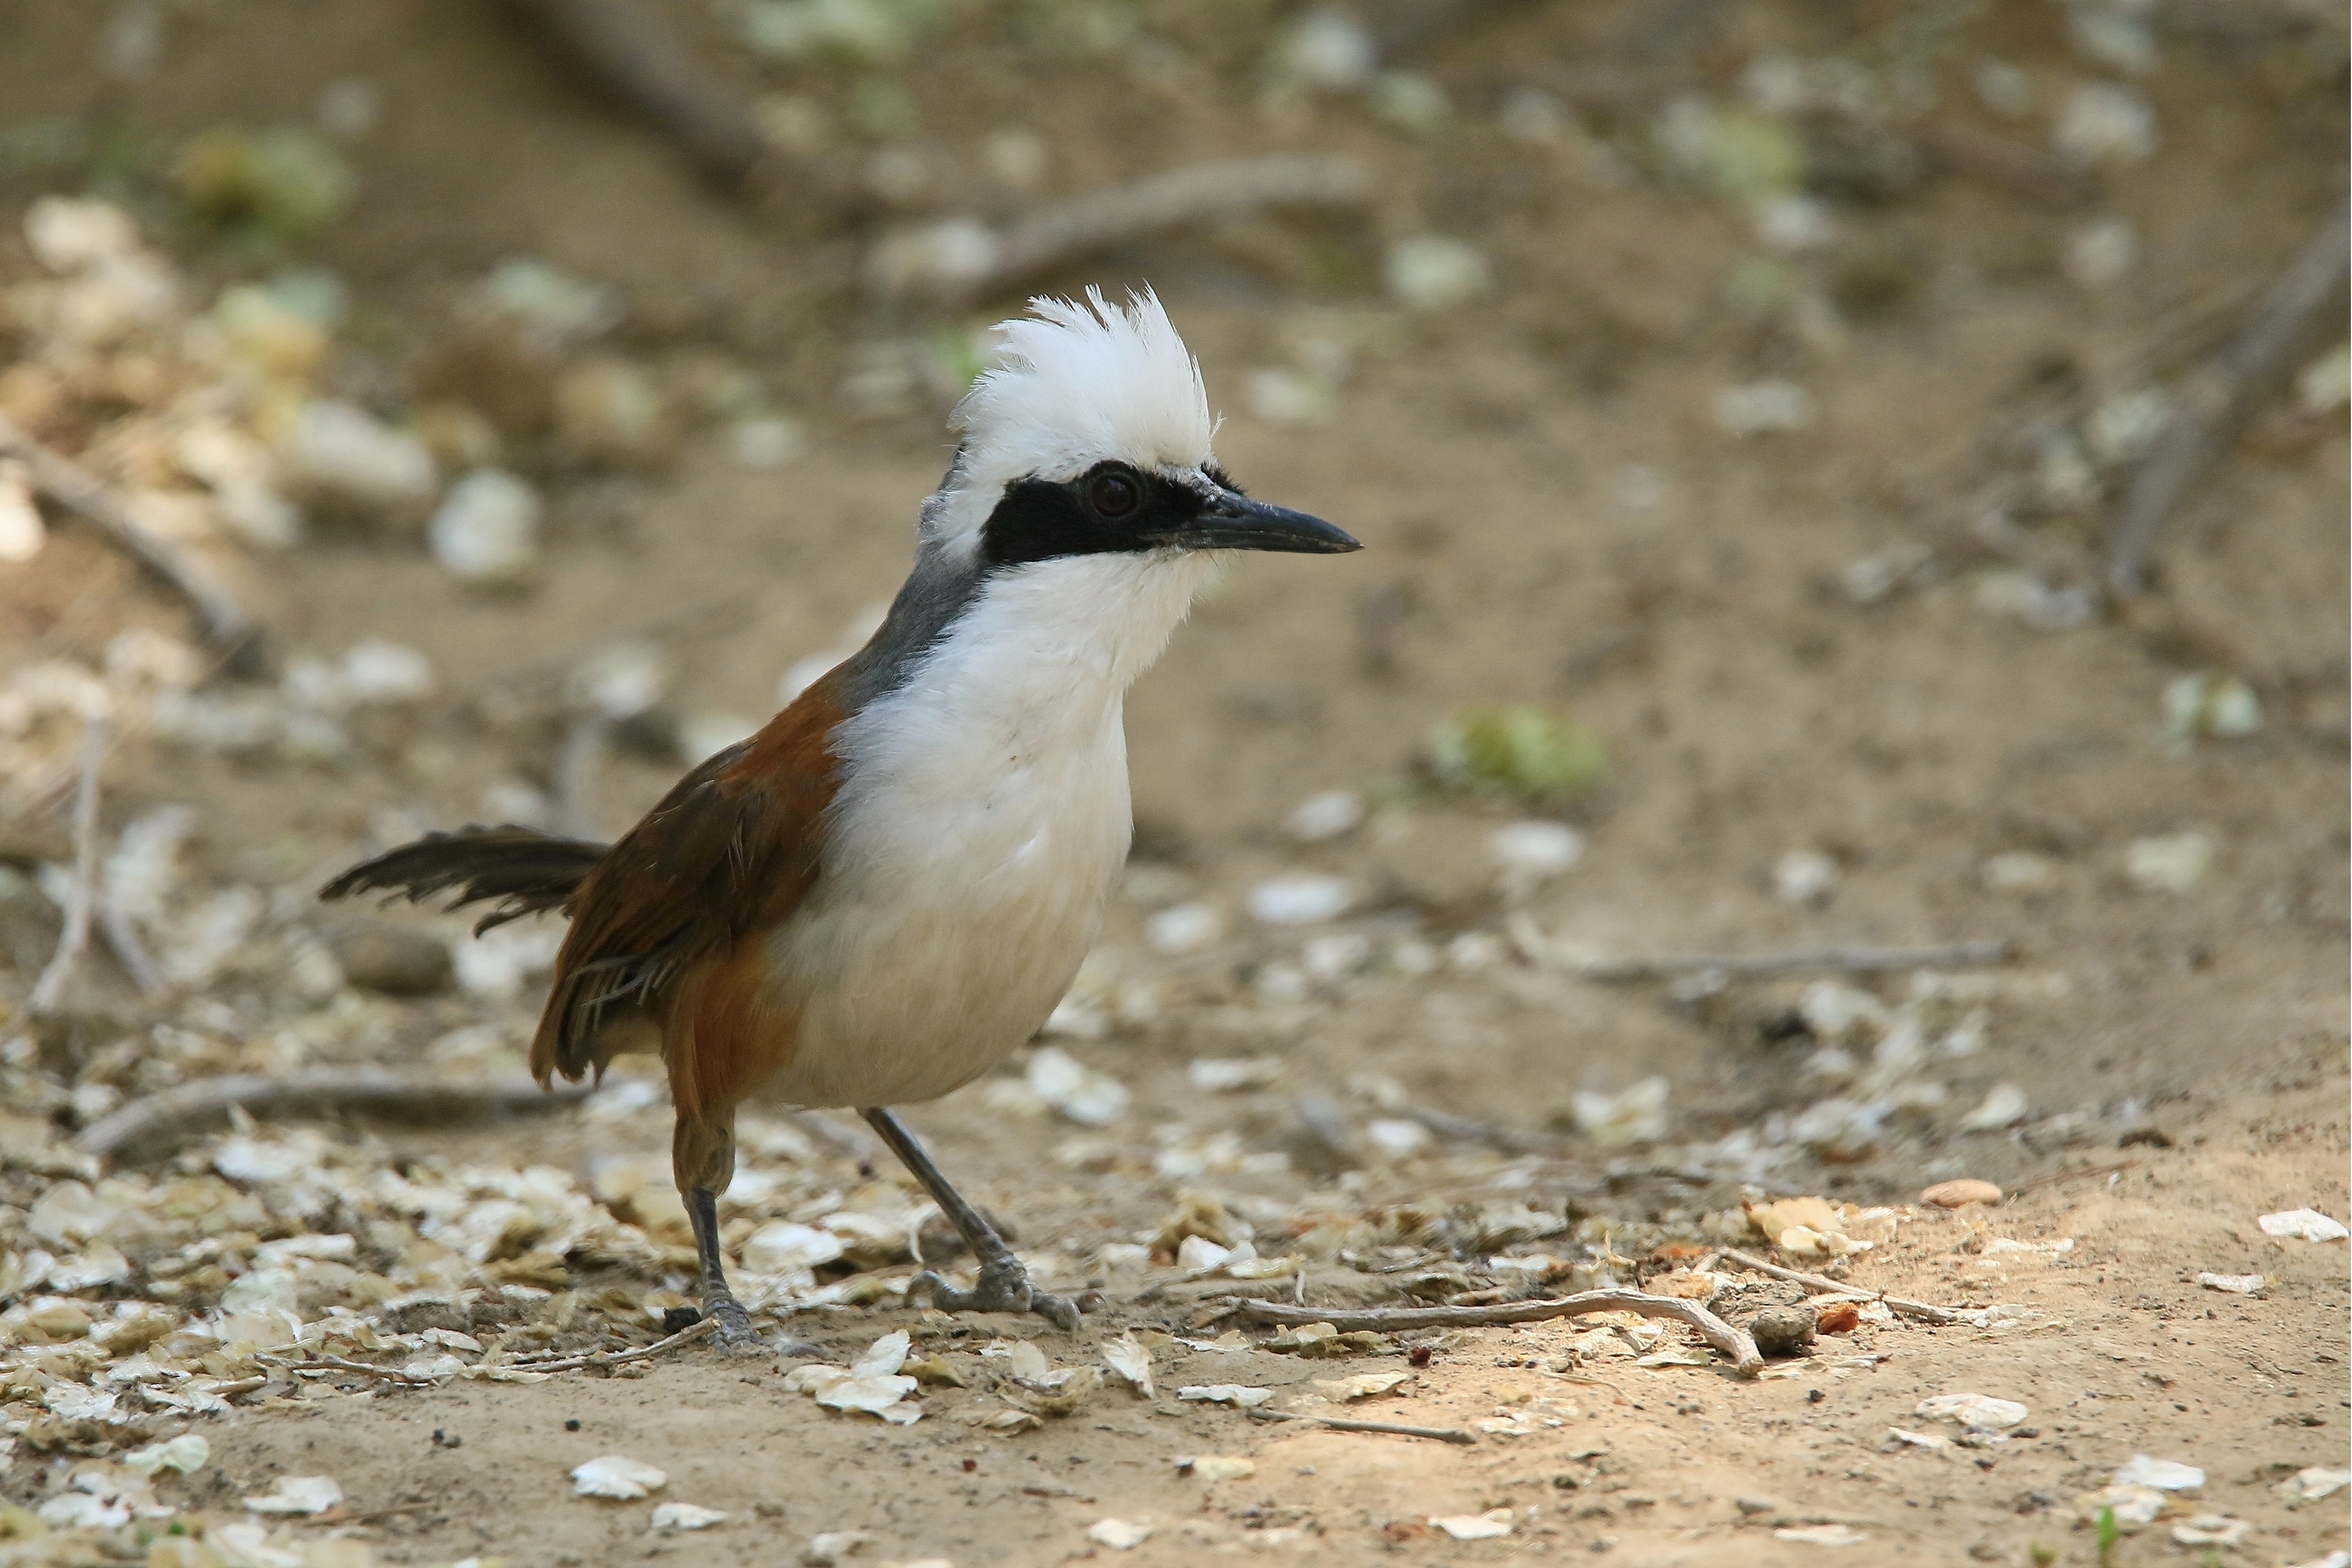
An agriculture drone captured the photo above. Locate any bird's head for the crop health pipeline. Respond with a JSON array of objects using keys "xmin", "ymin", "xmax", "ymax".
[{"xmin": 918, "ymin": 288, "xmax": 1359, "ymax": 569}]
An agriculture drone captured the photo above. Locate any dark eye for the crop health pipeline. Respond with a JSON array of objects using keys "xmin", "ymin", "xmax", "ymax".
[{"xmin": 1086, "ymin": 469, "xmax": 1141, "ymax": 519}]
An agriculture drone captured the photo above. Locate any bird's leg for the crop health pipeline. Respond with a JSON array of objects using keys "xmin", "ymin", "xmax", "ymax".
[
  {"xmin": 682, "ymin": 1186, "xmax": 756, "ymax": 1345},
  {"xmin": 862, "ymin": 1106, "xmax": 1081, "ymax": 1331},
  {"xmin": 675, "ymin": 1113, "xmax": 756, "ymax": 1349}
]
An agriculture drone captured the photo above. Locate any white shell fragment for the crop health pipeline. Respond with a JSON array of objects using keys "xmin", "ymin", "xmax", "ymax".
[
  {"xmin": 1488, "ymin": 821, "xmax": 1584, "ymax": 886},
  {"xmin": 572, "ymin": 1456, "xmax": 669, "ymax": 1500},
  {"xmin": 2124, "ymin": 832, "xmax": 2212, "ymax": 894},
  {"xmin": 1571, "ymin": 1076, "xmax": 1669, "ymax": 1147},
  {"xmin": 2171, "ymin": 1516, "xmax": 2250, "ymax": 1548},
  {"xmin": 1772, "ymin": 848, "xmax": 1839, "ymax": 906},
  {"xmin": 2259, "ymin": 1209, "xmax": 2349, "ymax": 1243},
  {"xmin": 1913, "ymin": 1394, "xmax": 2027, "ymax": 1431},
  {"xmin": 1314, "ymin": 1371, "xmax": 1411, "ymax": 1401},
  {"xmin": 1957, "ymin": 1083, "xmax": 2027, "ymax": 1132},
  {"xmin": 652, "ymin": 1502, "xmax": 729, "ymax": 1531},
  {"xmin": 1145, "ymin": 902, "xmax": 1223, "ymax": 953},
  {"xmin": 1247, "ymin": 874, "xmax": 1356, "ymax": 926},
  {"xmin": 1774, "ymin": 1524, "xmax": 1868, "ymax": 1546},
  {"xmin": 1383, "ymin": 235, "xmax": 1490, "ymax": 311},
  {"xmin": 1177, "ymin": 1385, "xmax": 1274, "ymax": 1408},
  {"xmin": 1101, "ymin": 1335, "xmax": 1154, "ymax": 1399},
  {"xmin": 429, "ymin": 468, "xmax": 541, "ymax": 584},
  {"xmin": 243, "ymin": 1475, "xmax": 344, "ymax": 1515},
  {"xmin": 125, "ymin": 1435, "xmax": 211, "ymax": 1475},
  {"xmin": 1188, "ymin": 1056, "xmax": 1282, "ymax": 1092},
  {"xmin": 1715, "ymin": 380, "xmax": 1815, "ymax": 436},
  {"xmin": 1431, "ymin": 1510, "xmax": 1514, "ymax": 1541},
  {"xmin": 1087, "ymin": 1517, "xmax": 1154, "ymax": 1550},
  {"xmin": 1026, "ymin": 1046, "xmax": 1129, "ymax": 1126},
  {"xmin": 2278, "ymin": 1468, "xmax": 2350, "ymax": 1503},
  {"xmin": 2113, "ymin": 1456, "xmax": 2203, "ymax": 1491},
  {"xmin": 1186, "ymin": 1456, "xmax": 1255, "ymax": 1481},
  {"xmin": 2075, "ymin": 1484, "xmax": 2166, "ymax": 1527},
  {"xmin": 282, "ymin": 399, "xmax": 436, "ymax": 510},
  {"xmin": 1287, "ymin": 789, "xmax": 1364, "ymax": 841}
]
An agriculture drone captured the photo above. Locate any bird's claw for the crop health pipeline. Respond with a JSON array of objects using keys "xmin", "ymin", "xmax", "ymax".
[
  {"xmin": 911, "ymin": 1259, "xmax": 1082, "ymax": 1331},
  {"xmin": 702, "ymin": 1291, "xmax": 808, "ymax": 1357}
]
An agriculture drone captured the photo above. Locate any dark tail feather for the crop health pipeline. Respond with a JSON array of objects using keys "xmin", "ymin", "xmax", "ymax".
[{"xmin": 320, "ymin": 825, "xmax": 609, "ymax": 933}]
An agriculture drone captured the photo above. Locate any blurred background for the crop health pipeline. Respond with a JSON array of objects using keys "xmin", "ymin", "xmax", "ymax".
[
  {"xmin": 0, "ymin": 1, "xmax": 2346, "ymax": 1560},
  {"xmin": 0, "ymin": 0, "xmax": 2349, "ymax": 1501}
]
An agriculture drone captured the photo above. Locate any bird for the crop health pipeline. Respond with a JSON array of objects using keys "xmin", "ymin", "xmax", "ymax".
[{"xmin": 322, "ymin": 288, "xmax": 1359, "ymax": 1340}]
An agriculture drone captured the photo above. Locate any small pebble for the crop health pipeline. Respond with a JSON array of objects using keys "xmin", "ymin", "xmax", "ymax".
[
  {"xmin": 1920, "ymin": 1179, "xmax": 2003, "ymax": 1209},
  {"xmin": 324, "ymin": 921, "xmax": 451, "ymax": 996},
  {"xmin": 1748, "ymin": 1306, "xmax": 1817, "ymax": 1358},
  {"xmin": 1735, "ymin": 1496, "xmax": 1777, "ymax": 1516}
]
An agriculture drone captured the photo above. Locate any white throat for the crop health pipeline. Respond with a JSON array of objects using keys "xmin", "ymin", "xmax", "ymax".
[{"xmin": 766, "ymin": 549, "xmax": 1213, "ymax": 1106}]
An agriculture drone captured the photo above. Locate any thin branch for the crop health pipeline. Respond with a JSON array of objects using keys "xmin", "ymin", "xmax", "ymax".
[
  {"xmin": 76, "ymin": 1070, "xmax": 590, "ymax": 1159},
  {"xmin": 1247, "ymin": 1408, "xmax": 1478, "ymax": 1445},
  {"xmin": 492, "ymin": 1315, "xmax": 718, "ymax": 1374},
  {"xmin": 495, "ymin": 0, "xmax": 765, "ymax": 189},
  {"xmin": 1404, "ymin": 1104, "xmax": 1568, "ymax": 1157},
  {"xmin": 1715, "ymin": 1248, "xmax": 1967, "ymax": 1326},
  {"xmin": 2109, "ymin": 193, "xmax": 2351, "ymax": 594},
  {"xmin": 1231, "ymin": 1288, "xmax": 1764, "ymax": 1379},
  {"xmin": 29, "ymin": 716, "xmax": 107, "ymax": 1016},
  {"xmin": 98, "ymin": 888, "xmax": 167, "ymax": 998},
  {"xmin": 868, "ymin": 155, "xmax": 1374, "ymax": 303},
  {"xmin": 0, "ymin": 414, "xmax": 260, "ymax": 669},
  {"xmin": 1915, "ymin": 123, "xmax": 2095, "ymax": 211},
  {"xmin": 1510, "ymin": 917, "xmax": 2012, "ymax": 981}
]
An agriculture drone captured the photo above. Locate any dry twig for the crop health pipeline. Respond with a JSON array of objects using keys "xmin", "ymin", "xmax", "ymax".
[
  {"xmin": 0, "ymin": 414, "xmax": 260, "ymax": 667},
  {"xmin": 2108, "ymin": 194, "xmax": 2351, "ymax": 594},
  {"xmin": 1231, "ymin": 1288, "xmax": 1764, "ymax": 1378},
  {"xmin": 1915, "ymin": 123, "xmax": 2094, "ymax": 210},
  {"xmin": 868, "ymin": 155, "xmax": 1373, "ymax": 303},
  {"xmin": 501, "ymin": 1315, "xmax": 720, "ymax": 1374},
  {"xmin": 1510, "ymin": 917, "xmax": 2012, "ymax": 981},
  {"xmin": 28, "ymin": 717, "xmax": 107, "ymax": 1016},
  {"xmin": 1247, "ymin": 1408, "xmax": 1479, "ymax": 1445},
  {"xmin": 1715, "ymin": 1248, "xmax": 1967, "ymax": 1326},
  {"xmin": 77, "ymin": 1070, "xmax": 590, "ymax": 1159},
  {"xmin": 496, "ymin": 0, "xmax": 766, "ymax": 189},
  {"xmin": 98, "ymin": 889, "xmax": 167, "ymax": 999}
]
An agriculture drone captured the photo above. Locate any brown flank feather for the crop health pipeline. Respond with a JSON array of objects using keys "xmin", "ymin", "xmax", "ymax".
[{"xmin": 528, "ymin": 669, "xmax": 847, "ymax": 1114}]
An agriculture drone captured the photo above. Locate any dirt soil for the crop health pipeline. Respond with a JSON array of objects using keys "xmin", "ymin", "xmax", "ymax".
[{"xmin": 0, "ymin": 0, "xmax": 2347, "ymax": 1565}]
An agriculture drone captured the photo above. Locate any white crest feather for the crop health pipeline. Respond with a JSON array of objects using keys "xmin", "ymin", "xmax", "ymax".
[{"xmin": 923, "ymin": 288, "xmax": 1215, "ymax": 549}]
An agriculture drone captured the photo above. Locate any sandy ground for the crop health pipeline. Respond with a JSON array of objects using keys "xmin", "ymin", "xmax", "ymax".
[{"xmin": 0, "ymin": 0, "xmax": 2347, "ymax": 1564}]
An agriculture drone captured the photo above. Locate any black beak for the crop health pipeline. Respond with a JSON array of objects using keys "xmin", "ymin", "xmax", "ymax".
[{"xmin": 1154, "ymin": 489, "xmax": 1361, "ymax": 554}]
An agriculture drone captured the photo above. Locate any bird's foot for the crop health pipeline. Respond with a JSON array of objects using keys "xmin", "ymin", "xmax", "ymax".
[
  {"xmin": 911, "ymin": 1256, "xmax": 1083, "ymax": 1331},
  {"xmin": 687, "ymin": 1291, "xmax": 819, "ymax": 1358}
]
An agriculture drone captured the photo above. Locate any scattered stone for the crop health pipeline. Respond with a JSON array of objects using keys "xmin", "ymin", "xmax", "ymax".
[
  {"xmin": 2195, "ymin": 1271, "xmax": 2265, "ymax": 1296},
  {"xmin": 652, "ymin": 1502, "xmax": 728, "ymax": 1531},
  {"xmin": 2259, "ymin": 1209, "xmax": 2349, "ymax": 1243},
  {"xmin": 243, "ymin": 1475, "xmax": 344, "ymax": 1515},
  {"xmin": 1430, "ymin": 1510, "xmax": 1514, "ymax": 1541},
  {"xmin": 2114, "ymin": 1456, "xmax": 2203, "ymax": 1492},
  {"xmin": 1747, "ymin": 1306, "xmax": 1816, "ymax": 1359},
  {"xmin": 323, "ymin": 920, "xmax": 452, "ymax": 996},
  {"xmin": 573, "ymin": 1456, "xmax": 668, "ymax": 1500},
  {"xmin": 1920, "ymin": 1179, "xmax": 2003, "ymax": 1209},
  {"xmin": 2124, "ymin": 832, "xmax": 2213, "ymax": 894},
  {"xmin": 1087, "ymin": 1517, "xmax": 1153, "ymax": 1550},
  {"xmin": 1384, "ymin": 236, "xmax": 1490, "ymax": 311},
  {"xmin": 1914, "ymin": 1394, "xmax": 2027, "ymax": 1432},
  {"xmin": 1773, "ymin": 1524, "xmax": 1867, "ymax": 1546},
  {"xmin": 2072, "ymin": 1483, "xmax": 2165, "ymax": 1528}
]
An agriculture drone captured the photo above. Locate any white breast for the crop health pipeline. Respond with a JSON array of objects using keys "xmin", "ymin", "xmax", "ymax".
[{"xmin": 756, "ymin": 549, "xmax": 1213, "ymax": 1108}]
